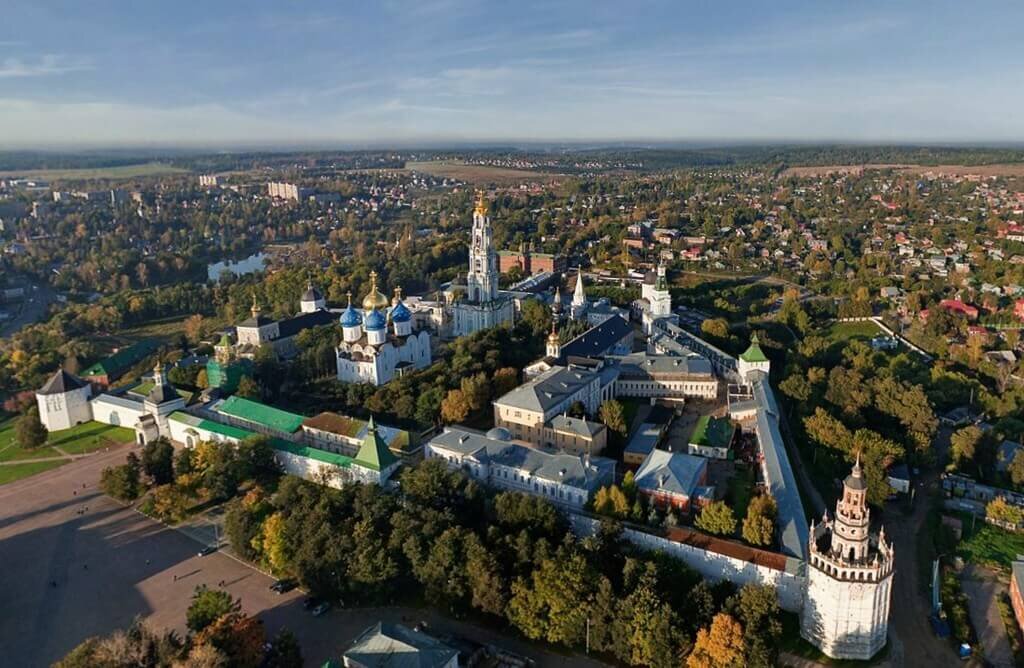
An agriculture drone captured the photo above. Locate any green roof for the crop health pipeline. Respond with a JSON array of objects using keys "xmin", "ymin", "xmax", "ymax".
[
  {"xmin": 169, "ymin": 411, "xmax": 350, "ymax": 467},
  {"xmin": 216, "ymin": 396, "xmax": 305, "ymax": 433},
  {"xmin": 82, "ymin": 339, "xmax": 161, "ymax": 378},
  {"xmin": 689, "ymin": 415, "xmax": 736, "ymax": 450},
  {"xmin": 739, "ymin": 335, "xmax": 769, "ymax": 363},
  {"xmin": 353, "ymin": 417, "xmax": 399, "ymax": 471},
  {"xmin": 273, "ymin": 438, "xmax": 352, "ymax": 468},
  {"xmin": 169, "ymin": 412, "xmax": 255, "ymax": 441}
]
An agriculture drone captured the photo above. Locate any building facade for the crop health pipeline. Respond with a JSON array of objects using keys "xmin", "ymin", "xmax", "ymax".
[
  {"xmin": 426, "ymin": 426, "xmax": 615, "ymax": 509},
  {"xmin": 801, "ymin": 460, "xmax": 894, "ymax": 660},
  {"xmin": 450, "ymin": 194, "xmax": 515, "ymax": 336},
  {"xmin": 36, "ymin": 369, "xmax": 93, "ymax": 431},
  {"xmin": 336, "ymin": 278, "xmax": 432, "ymax": 386}
]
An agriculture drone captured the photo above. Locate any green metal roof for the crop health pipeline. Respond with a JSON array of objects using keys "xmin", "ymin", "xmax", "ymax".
[
  {"xmin": 353, "ymin": 417, "xmax": 399, "ymax": 471},
  {"xmin": 689, "ymin": 415, "xmax": 736, "ymax": 449},
  {"xmin": 273, "ymin": 438, "xmax": 352, "ymax": 468},
  {"xmin": 169, "ymin": 411, "xmax": 255, "ymax": 441},
  {"xmin": 81, "ymin": 339, "xmax": 161, "ymax": 378},
  {"xmin": 739, "ymin": 335, "xmax": 769, "ymax": 363},
  {"xmin": 216, "ymin": 396, "xmax": 305, "ymax": 433}
]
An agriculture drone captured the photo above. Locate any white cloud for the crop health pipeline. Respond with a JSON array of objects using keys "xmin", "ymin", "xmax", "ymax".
[{"xmin": 0, "ymin": 54, "xmax": 91, "ymax": 78}]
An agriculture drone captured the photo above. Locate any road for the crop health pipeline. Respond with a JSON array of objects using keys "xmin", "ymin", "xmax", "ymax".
[
  {"xmin": 0, "ymin": 445, "xmax": 610, "ymax": 667},
  {"xmin": 0, "ymin": 276, "xmax": 57, "ymax": 339},
  {"xmin": 961, "ymin": 565, "xmax": 1014, "ymax": 668}
]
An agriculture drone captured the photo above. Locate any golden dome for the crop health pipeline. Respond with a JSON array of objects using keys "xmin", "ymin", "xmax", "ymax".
[
  {"xmin": 474, "ymin": 192, "xmax": 488, "ymax": 216},
  {"xmin": 362, "ymin": 271, "xmax": 389, "ymax": 311},
  {"xmin": 547, "ymin": 321, "xmax": 559, "ymax": 343}
]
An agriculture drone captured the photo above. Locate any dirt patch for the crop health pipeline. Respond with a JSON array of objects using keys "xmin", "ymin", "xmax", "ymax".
[{"xmin": 403, "ymin": 160, "xmax": 560, "ymax": 185}]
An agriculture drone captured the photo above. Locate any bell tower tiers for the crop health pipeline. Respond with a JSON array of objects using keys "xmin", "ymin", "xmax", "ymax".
[
  {"xmin": 466, "ymin": 193, "xmax": 498, "ymax": 303},
  {"xmin": 800, "ymin": 457, "xmax": 894, "ymax": 660}
]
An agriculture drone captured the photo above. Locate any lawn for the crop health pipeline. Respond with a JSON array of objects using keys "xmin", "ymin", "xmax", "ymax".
[
  {"xmin": 0, "ymin": 460, "xmax": 67, "ymax": 485},
  {"xmin": 956, "ymin": 521, "xmax": 1024, "ymax": 573},
  {"xmin": 0, "ymin": 419, "xmax": 135, "ymax": 486},
  {"xmin": 726, "ymin": 464, "xmax": 755, "ymax": 520},
  {"xmin": 824, "ymin": 320, "xmax": 883, "ymax": 343},
  {"xmin": 0, "ymin": 418, "xmax": 62, "ymax": 461},
  {"xmin": 48, "ymin": 422, "xmax": 135, "ymax": 455}
]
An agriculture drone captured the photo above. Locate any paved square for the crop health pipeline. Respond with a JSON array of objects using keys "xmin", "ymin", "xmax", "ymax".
[{"xmin": 0, "ymin": 445, "xmax": 606, "ymax": 667}]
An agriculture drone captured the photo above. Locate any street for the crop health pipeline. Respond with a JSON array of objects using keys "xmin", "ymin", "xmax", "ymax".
[{"xmin": 0, "ymin": 445, "xmax": 609, "ymax": 667}]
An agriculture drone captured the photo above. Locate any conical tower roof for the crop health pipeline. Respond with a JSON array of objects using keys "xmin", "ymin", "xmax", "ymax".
[{"xmin": 354, "ymin": 416, "xmax": 399, "ymax": 472}]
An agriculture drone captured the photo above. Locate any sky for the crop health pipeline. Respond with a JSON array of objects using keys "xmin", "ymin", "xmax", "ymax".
[{"xmin": 2, "ymin": 1, "xmax": 1023, "ymax": 148}]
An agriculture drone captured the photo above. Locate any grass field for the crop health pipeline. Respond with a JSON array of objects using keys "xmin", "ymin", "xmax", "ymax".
[
  {"xmin": 824, "ymin": 319, "xmax": 883, "ymax": 343},
  {"xmin": 0, "ymin": 460, "xmax": 67, "ymax": 485},
  {"xmin": 0, "ymin": 162, "xmax": 189, "ymax": 181},
  {"xmin": 957, "ymin": 521, "xmax": 1024, "ymax": 573},
  {"xmin": 404, "ymin": 160, "xmax": 555, "ymax": 185},
  {"xmin": 0, "ymin": 419, "xmax": 135, "ymax": 485}
]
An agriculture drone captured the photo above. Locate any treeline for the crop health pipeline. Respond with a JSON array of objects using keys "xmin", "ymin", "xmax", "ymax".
[
  {"xmin": 224, "ymin": 462, "xmax": 786, "ymax": 668},
  {"xmin": 779, "ymin": 334, "xmax": 938, "ymax": 505}
]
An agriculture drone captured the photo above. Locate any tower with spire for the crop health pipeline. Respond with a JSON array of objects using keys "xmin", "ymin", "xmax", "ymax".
[
  {"xmin": 800, "ymin": 457, "xmax": 894, "ymax": 660},
  {"xmin": 449, "ymin": 192, "xmax": 515, "ymax": 337},
  {"xmin": 570, "ymin": 269, "xmax": 588, "ymax": 320},
  {"xmin": 467, "ymin": 192, "xmax": 498, "ymax": 303}
]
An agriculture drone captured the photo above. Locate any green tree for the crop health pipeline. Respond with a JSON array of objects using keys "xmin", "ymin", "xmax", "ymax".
[
  {"xmin": 779, "ymin": 372, "xmax": 811, "ymax": 403},
  {"xmin": 16, "ymin": 405, "xmax": 48, "ymax": 449},
  {"xmin": 987, "ymin": 496, "xmax": 1024, "ymax": 526},
  {"xmin": 593, "ymin": 485, "xmax": 630, "ymax": 518},
  {"xmin": 695, "ymin": 501, "xmax": 737, "ymax": 536},
  {"xmin": 187, "ymin": 585, "xmax": 241, "ymax": 632},
  {"xmin": 236, "ymin": 375, "xmax": 259, "ymax": 399},
  {"xmin": 1010, "ymin": 450, "xmax": 1024, "ymax": 487},
  {"xmin": 742, "ymin": 495, "xmax": 776, "ymax": 547},
  {"xmin": 701, "ymin": 318, "xmax": 729, "ymax": 340},
  {"xmin": 262, "ymin": 512, "xmax": 290, "ymax": 574},
  {"xmin": 100, "ymin": 453, "xmax": 142, "ymax": 501},
  {"xmin": 141, "ymin": 438, "xmax": 175, "ymax": 485},
  {"xmin": 598, "ymin": 399, "xmax": 628, "ymax": 439},
  {"xmin": 265, "ymin": 628, "xmax": 303, "ymax": 668},
  {"xmin": 950, "ymin": 425, "xmax": 983, "ymax": 469}
]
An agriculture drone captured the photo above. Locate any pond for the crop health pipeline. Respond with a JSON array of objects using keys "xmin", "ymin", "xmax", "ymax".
[{"xmin": 207, "ymin": 252, "xmax": 266, "ymax": 282}]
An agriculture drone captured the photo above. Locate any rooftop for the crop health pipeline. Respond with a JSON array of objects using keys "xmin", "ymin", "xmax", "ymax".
[
  {"xmin": 38, "ymin": 368, "xmax": 88, "ymax": 395},
  {"xmin": 493, "ymin": 364, "xmax": 599, "ymax": 415},
  {"xmin": 634, "ymin": 449, "xmax": 707, "ymax": 498},
  {"xmin": 81, "ymin": 339, "xmax": 161, "ymax": 379},
  {"xmin": 558, "ymin": 315, "xmax": 633, "ymax": 361},
  {"xmin": 215, "ymin": 396, "xmax": 305, "ymax": 434},
  {"xmin": 689, "ymin": 415, "xmax": 736, "ymax": 449},
  {"xmin": 344, "ymin": 622, "xmax": 458, "ymax": 668}
]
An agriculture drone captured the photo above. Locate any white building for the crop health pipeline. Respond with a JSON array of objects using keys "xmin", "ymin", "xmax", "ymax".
[
  {"xmin": 426, "ymin": 426, "xmax": 615, "ymax": 509},
  {"xmin": 299, "ymin": 281, "xmax": 326, "ymax": 313},
  {"xmin": 636, "ymin": 264, "xmax": 675, "ymax": 334},
  {"xmin": 35, "ymin": 363, "xmax": 186, "ymax": 446},
  {"xmin": 737, "ymin": 334, "xmax": 771, "ymax": 381},
  {"xmin": 801, "ymin": 459, "xmax": 894, "ymax": 660},
  {"xmin": 449, "ymin": 194, "xmax": 514, "ymax": 337},
  {"xmin": 235, "ymin": 291, "xmax": 335, "ymax": 358},
  {"xmin": 336, "ymin": 276, "xmax": 432, "ymax": 386},
  {"xmin": 36, "ymin": 369, "xmax": 93, "ymax": 431}
]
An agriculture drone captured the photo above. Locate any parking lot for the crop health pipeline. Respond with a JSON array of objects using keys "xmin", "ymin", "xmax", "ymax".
[{"xmin": 0, "ymin": 444, "xmax": 607, "ymax": 667}]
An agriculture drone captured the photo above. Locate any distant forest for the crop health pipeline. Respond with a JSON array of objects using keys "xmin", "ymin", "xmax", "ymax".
[{"xmin": 2, "ymin": 143, "xmax": 1024, "ymax": 174}]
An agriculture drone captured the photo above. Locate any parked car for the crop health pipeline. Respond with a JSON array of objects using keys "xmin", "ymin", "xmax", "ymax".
[
  {"xmin": 197, "ymin": 546, "xmax": 217, "ymax": 557},
  {"xmin": 302, "ymin": 596, "xmax": 321, "ymax": 610},
  {"xmin": 311, "ymin": 602, "xmax": 330, "ymax": 617},
  {"xmin": 269, "ymin": 579, "xmax": 296, "ymax": 594}
]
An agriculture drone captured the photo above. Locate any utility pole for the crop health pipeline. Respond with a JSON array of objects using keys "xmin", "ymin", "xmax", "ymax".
[{"xmin": 586, "ymin": 617, "xmax": 590, "ymax": 655}]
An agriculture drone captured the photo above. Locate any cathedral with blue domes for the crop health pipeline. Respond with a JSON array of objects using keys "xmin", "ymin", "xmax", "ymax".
[{"xmin": 336, "ymin": 271, "xmax": 432, "ymax": 386}]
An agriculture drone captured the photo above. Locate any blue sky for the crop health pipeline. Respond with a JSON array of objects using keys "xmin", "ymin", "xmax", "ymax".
[{"xmin": 2, "ymin": 1, "xmax": 1023, "ymax": 147}]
